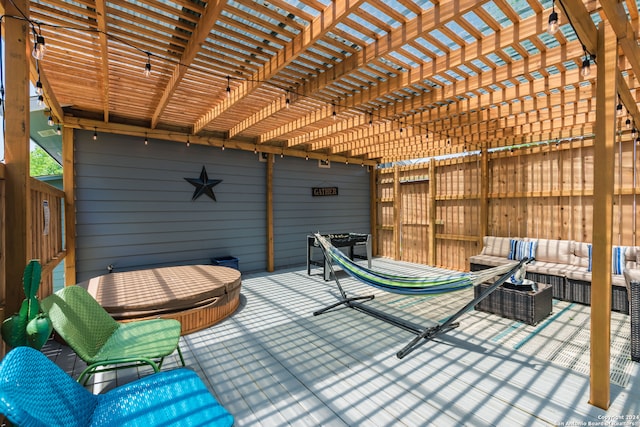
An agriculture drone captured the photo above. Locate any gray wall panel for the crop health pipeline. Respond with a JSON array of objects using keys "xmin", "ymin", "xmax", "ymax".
[
  {"xmin": 74, "ymin": 131, "xmax": 369, "ymax": 281},
  {"xmin": 272, "ymin": 157, "xmax": 370, "ymax": 269},
  {"xmin": 74, "ymin": 131, "xmax": 266, "ymax": 281}
]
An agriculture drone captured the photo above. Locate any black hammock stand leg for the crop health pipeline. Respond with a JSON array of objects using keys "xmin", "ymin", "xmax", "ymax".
[
  {"xmin": 311, "ymin": 240, "xmax": 530, "ymax": 360},
  {"xmin": 396, "ymin": 258, "xmax": 529, "ymax": 359}
]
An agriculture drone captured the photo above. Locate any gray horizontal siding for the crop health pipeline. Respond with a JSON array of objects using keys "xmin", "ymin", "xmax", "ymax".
[
  {"xmin": 272, "ymin": 157, "xmax": 370, "ymax": 268},
  {"xmin": 73, "ymin": 131, "xmax": 369, "ymax": 281},
  {"xmin": 74, "ymin": 131, "xmax": 266, "ymax": 281}
]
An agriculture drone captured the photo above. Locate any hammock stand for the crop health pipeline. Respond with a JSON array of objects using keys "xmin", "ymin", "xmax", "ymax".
[{"xmin": 311, "ymin": 233, "xmax": 531, "ymax": 359}]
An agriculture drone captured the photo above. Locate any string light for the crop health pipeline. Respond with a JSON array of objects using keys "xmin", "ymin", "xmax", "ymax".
[
  {"xmin": 32, "ymin": 30, "xmax": 46, "ymax": 60},
  {"xmin": 47, "ymin": 114, "xmax": 54, "ymax": 126},
  {"xmin": 254, "ymin": 145, "xmax": 257, "ymax": 154},
  {"xmin": 285, "ymin": 90, "xmax": 290, "ymax": 109},
  {"xmin": 369, "ymin": 112, "xmax": 373, "ymax": 127},
  {"xmin": 186, "ymin": 135, "xmax": 190, "ymax": 147},
  {"xmin": 56, "ymin": 125, "xmax": 61, "ymax": 135},
  {"xmin": 144, "ymin": 133, "xmax": 148, "ymax": 145},
  {"xmin": 37, "ymin": 95, "xmax": 44, "ymax": 107},
  {"xmin": 93, "ymin": 127, "xmax": 98, "ymax": 140},
  {"xmin": 626, "ymin": 118, "xmax": 631, "ymax": 129},
  {"xmin": 581, "ymin": 47, "xmax": 591, "ymax": 78},
  {"xmin": 221, "ymin": 143, "xmax": 225, "ymax": 151},
  {"xmin": 35, "ymin": 79, "xmax": 43, "ymax": 95},
  {"xmin": 226, "ymin": 76, "xmax": 231, "ymax": 98},
  {"xmin": 633, "ymin": 128, "xmax": 638, "ymax": 138},
  {"xmin": 616, "ymin": 101, "xmax": 624, "ymax": 117},
  {"xmin": 144, "ymin": 53, "xmax": 151, "ymax": 77},
  {"xmin": 548, "ymin": 3, "xmax": 559, "ymax": 35}
]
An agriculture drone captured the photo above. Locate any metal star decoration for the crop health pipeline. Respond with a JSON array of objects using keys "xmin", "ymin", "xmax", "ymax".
[{"xmin": 184, "ymin": 166, "xmax": 222, "ymax": 201}]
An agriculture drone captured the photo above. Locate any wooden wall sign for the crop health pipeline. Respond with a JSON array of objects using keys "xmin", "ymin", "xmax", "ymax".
[{"xmin": 312, "ymin": 187, "xmax": 338, "ymax": 197}]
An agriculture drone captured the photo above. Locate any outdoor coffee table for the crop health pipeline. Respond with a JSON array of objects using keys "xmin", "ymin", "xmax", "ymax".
[{"xmin": 474, "ymin": 280, "xmax": 552, "ymax": 325}]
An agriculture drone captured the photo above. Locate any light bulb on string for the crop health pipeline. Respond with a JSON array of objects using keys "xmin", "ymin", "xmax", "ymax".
[
  {"xmin": 35, "ymin": 80, "xmax": 43, "ymax": 95},
  {"xmin": 144, "ymin": 133, "xmax": 148, "ymax": 145},
  {"xmin": 285, "ymin": 91, "xmax": 290, "ymax": 109},
  {"xmin": 626, "ymin": 118, "xmax": 631, "ymax": 129},
  {"xmin": 37, "ymin": 95, "xmax": 44, "ymax": 107},
  {"xmin": 369, "ymin": 112, "xmax": 373, "ymax": 127},
  {"xmin": 144, "ymin": 54, "xmax": 151, "ymax": 77},
  {"xmin": 226, "ymin": 76, "xmax": 231, "ymax": 98},
  {"xmin": 186, "ymin": 135, "xmax": 190, "ymax": 147},
  {"xmin": 548, "ymin": 4, "xmax": 559, "ymax": 35},
  {"xmin": 32, "ymin": 32, "xmax": 46, "ymax": 60},
  {"xmin": 633, "ymin": 128, "xmax": 638, "ymax": 138},
  {"xmin": 617, "ymin": 101, "xmax": 624, "ymax": 117},
  {"xmin": 47, "ymin": 115, "xmax": 54, "ymax": 126},
  {"xmin": 93, "ymin": 127, "xmax": 98, "ymax": 141},
  {"xmin": 221, "ymin": 143, "xmax": 225, "ymax": 151},
  {"xmin": 56, "ymin": 125, "xmax": 61, "ymax": 135},
  {"xmin": 581, "ymin": 54, "xmax": 591, "ymax": 78}
]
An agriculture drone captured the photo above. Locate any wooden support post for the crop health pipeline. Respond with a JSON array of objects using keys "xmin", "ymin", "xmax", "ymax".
[
  {"xmin": 428, "ymin": 160, "xmax": 436, "ymax": 266},
  {"xmin": 393, "ymin": 166, "xmax": 400, "ymax": 260},
  {"xmin": 480, "ymin": 145, "xmax": 489, "ymax": 242},
  {"xmin": 62, "ymin": 128, "xmax": 77, "ymax": 285},
  {"xmin": 266, "ymin": 153, "xmax": 274, "ymax": 272},
  {"xmin": 3, "ymin": 4, "xmax": 31, "ymax": 315},
  {"xmin": 369, "ymin": 166, "xmax": 377, "ymax": 256},
  {"xmin": 590, "ymin": 22, "xmax": 616, "ymax": 410}
]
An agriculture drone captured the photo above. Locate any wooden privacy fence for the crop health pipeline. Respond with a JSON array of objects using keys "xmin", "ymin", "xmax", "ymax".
[{"xmin": 376, "ymin": 135, "xmax": 639, "ymax": 272}]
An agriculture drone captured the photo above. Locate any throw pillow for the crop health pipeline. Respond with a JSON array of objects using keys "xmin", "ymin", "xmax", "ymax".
[
  {"xmin": 508, "ymin": 239, "xmax": 537, "ymax": 261},
  {"xmin": 612, "ymin": 246, "xmax": 627, "ymax": 275}
]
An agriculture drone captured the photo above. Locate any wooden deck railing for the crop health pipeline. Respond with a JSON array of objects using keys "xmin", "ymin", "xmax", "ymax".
[{"xmin": 29, "ymin": 177, "xmax": 66, "ymax": 298}]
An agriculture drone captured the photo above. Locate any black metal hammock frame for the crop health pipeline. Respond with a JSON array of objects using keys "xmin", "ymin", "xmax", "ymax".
[{"xmin": 312, "ymin": 233, "xmax": 531, "ymax": 359}]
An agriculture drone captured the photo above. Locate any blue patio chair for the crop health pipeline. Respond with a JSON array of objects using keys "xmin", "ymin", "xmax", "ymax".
[{"xmin": 0, "ymin": 346, "xmax": 234, "ymax": 427}]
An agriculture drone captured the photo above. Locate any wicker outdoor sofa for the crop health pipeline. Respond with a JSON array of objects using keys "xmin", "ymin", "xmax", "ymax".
[{"xmin": 469, "ymin": 236, "xmax": 639, "ymax": 362}]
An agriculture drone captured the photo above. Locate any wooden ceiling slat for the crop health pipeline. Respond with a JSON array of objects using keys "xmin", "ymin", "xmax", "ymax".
[
  {"xmin": 191, "ymin": 0, "xmax": 367, "ymax": 134},
  {"xmin": 23, "ymin": 0, "xmax": 638, "ymax": 163}
]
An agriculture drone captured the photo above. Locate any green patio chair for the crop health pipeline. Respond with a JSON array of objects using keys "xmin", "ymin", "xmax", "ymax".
[{"xmin": 41, "ymin": 285, "xmax": 185, "ymax": 384}]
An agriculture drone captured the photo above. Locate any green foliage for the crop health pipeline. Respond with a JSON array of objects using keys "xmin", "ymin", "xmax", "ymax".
[{"xmin": 30, "ymin": 146, "xmax": 62, "ymax": 177}]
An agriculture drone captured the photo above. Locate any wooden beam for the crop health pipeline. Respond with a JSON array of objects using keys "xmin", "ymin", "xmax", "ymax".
[
  {"xmin": 480, "ymin": 145, "xmax": 489, "ymax": 242},
  {"xmin": 94, "ymin": 0, "xmax": 110, "ymax": 122},
  {"xmin": 192, "ymin": 0, "xmax": 366, "ymax": 134},
  {"xmin": 2, "ymin": 4, "xmax": 31, "ymax": 315},
  {"xmin": 561, "ymin": 0, "xmax": 640, "ymax": 131},
  {"xmin": 393, "ymin": 166, "xmax": 401, "ymax": 260},
  {"xmin": 62, "ymin": 127, "xmax": 76, "ymax": 285},
  {"xmin": 62, "ymin": 116, "xmax": 378, "ymax": 166},
  {"xmin": 150, "ymin": 0, "xmax": 225, "ymax": 129},
  {"xmin": 259, "ymin": 0, "xmax": 517, "ymax": 144},
  {"xmin": 600, "ymin": 1, "xmax": 640, "ymax": 126},
  {"xmin": 590, "ymin": 21, "xmax": 616, "ymax": 411},
  {"xmin": 428, "ymin": 161, "xmax": 436, "ymax": 265}
]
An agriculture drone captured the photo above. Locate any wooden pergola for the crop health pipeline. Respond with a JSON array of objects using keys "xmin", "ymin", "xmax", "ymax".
[{"xmin": 1, "ymin": 0, "xmax": 639, "ymax": 410}]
